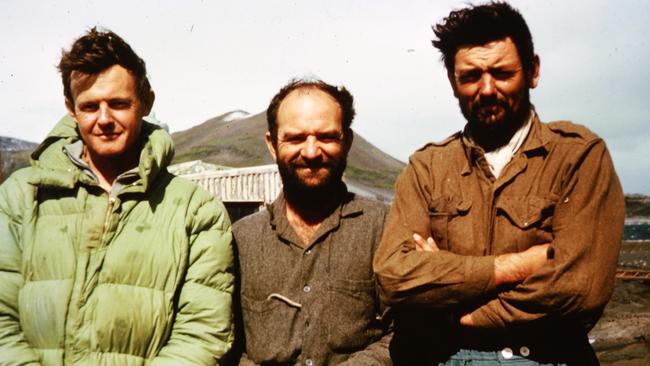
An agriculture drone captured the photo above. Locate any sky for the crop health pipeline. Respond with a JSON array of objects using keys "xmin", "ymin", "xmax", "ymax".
[{"xmin": 1, "ymin": 0, "xmax": 649, "ymax": 194}]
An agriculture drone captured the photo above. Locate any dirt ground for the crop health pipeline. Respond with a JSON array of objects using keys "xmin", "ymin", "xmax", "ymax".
[
  {"xmin": 591, "ymin": 242, "xmax": 650, "ymax": 365},
  {"xmin": 592, "ymin": 280, "xmax": 650, "ymax": 365}
]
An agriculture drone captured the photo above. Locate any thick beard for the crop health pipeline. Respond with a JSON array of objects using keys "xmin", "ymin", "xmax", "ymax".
[
  {"xmin": 462, "ymin": 90, "xmax": 531, "ymax": 151},
  {"xmin": 278, "ymin": 157, "xmax": 347, "ymax": 212}
]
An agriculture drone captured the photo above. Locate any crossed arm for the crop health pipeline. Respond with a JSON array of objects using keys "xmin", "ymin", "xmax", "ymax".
[{"xmin": 411, "ymin": 233, "xmax": 549, "ymax": 326}]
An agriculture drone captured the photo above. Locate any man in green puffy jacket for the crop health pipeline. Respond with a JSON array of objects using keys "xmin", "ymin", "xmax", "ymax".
[{"xmin": 0, "ymin": 28, "xmax": 235, "ymax": 365}]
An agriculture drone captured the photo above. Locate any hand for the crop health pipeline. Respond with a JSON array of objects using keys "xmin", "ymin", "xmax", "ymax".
[
  {"xmin": 412, "ymin": 233, "xmax": 440, "ymax": 252},
  {"xmin": 459, "ymin": 312, "xmax": 474, "ymax": 326},
  {"xmin": 461, "ymin": 245, "xmax": 550, "ymax": 327},
  {"xmin": 494, "ymin": 243, "xmax": 550, "ymax": 286}
]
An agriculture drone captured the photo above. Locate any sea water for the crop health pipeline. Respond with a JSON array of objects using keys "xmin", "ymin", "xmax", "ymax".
[{"xmin": 624, "ymin": 222, "xmax": 650, "ymax": 241}]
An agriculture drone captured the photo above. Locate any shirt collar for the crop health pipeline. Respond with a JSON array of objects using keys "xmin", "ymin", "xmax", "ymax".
[
  {"xmin": 267, "ymin": 184, "xmax": 363, "ymax": 245},
  {"xmin": 63, "ymin": 140, "xmax": 96, "ymax": 180},
  {"xmin": 520, "ymin": 109, "xmax": 549, "ymax": 154},
  {"xmin": 482, "ymin": 110, "xmax": 533, "ymax": 178},
  {"xmin": 62, "ymin": 140, "xmax": 140, "ymax": 195}
]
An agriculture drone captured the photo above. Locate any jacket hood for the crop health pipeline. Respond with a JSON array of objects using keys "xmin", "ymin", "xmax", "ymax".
[{"xmin": 29, "ymin": 115, "xmax": 175, "ymax": 192}]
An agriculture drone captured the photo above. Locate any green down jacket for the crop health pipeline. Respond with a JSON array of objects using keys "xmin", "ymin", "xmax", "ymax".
[{"xmin": 0, "ymin": 116, "xmax": 235, "ymax": 365}]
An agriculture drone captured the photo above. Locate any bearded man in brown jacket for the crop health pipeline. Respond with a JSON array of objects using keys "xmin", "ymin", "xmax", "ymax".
[{"xmin": 373, "ymin": 2, "xmax": 625, "ymax": 365}]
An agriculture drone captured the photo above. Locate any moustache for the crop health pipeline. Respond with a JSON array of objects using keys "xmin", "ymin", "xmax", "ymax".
[
  {"xmin": 476, "ymin": 97, "xmax": 507, "ymax": 109},
  {"xmin": 291, "ymin": 160, "xmax": 334, "ymax": 170}
]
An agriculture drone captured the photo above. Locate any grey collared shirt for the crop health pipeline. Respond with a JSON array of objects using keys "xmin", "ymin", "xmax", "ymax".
[
  {"xmin": 63, "ymin": 140, "xmax": 140, "ymax": 197},
  {"xmin": 233, "ymin": 190, "xmax": 392, "ymax": 366}
]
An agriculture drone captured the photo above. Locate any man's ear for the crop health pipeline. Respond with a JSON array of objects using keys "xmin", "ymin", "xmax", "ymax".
[
  {"xmin": 447, "ymin": 70, "xmax": 459, "ymax": 98},
  {"xmin": 65, "ymin": 98, "xmax": 77, "ymax": 121},
  {"xmin": 528, "ymin": 55, "xmax": 540, "ymax": 89},
  {"xmin": 265, "ymin": 131, "xmax": 278, "ymax": 161},
  {"xmin": 142, "ymin": 90, "xmax": 155, "ymax": 116},
  {"xmin": 343, "ymin": 129, "xmax": 354, "ymax": 154}
]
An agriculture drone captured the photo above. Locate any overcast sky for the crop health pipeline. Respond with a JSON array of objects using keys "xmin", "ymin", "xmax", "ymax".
[{"xmin": 1, "ymin": 0, "xmax": 648, "ymax": 194}]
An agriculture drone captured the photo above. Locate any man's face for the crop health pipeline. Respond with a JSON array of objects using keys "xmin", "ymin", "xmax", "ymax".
[
  {"xmin": 450, "ymin": 37, "xmax": 538, "ymax": 131},
  {"xmin": 266, "ymin": 88, "xmax": 351, "ymax": 194},
  {"xmin": 65, "ymin": 64, "xmax": 153, "ymax": 159}
]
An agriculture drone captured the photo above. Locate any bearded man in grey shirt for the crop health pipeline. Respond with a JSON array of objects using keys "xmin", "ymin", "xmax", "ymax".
[{"xmin": 233, "ymin": 78, "xmax": 392, "ymax": 366}]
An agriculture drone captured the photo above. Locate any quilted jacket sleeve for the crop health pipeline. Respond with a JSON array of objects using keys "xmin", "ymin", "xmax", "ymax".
[
  {"xmin": 0, "ymin": 172, "xmax": 42, "ymax": 365},
  {"xmin": 151, "ymin": 189, "xmax": 235, "ymax": 365}
]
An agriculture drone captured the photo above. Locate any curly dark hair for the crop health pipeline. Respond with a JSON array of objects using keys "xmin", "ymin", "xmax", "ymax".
[
  {"xmin": 432, "ymin": 1, "xmax": 536, "ymax": 82},
  {"xmin": 266, "ymin": 78, "xmax": 355, "ymax": 145},
  {"xmin": 58, "ymin": 27, "xmax": 151, "ymax": 105}
]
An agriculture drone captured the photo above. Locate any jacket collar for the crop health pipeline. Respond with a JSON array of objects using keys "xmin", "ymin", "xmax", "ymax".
[{"xmin": 520, "ymin": 111, "xmax": 551, "ymax": 154}]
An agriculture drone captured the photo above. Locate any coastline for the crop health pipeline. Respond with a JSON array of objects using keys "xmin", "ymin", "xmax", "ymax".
[
  {"xmin": 625, "ymin": 218, "xmax": 650, "ymax": 225},
  {"xmin": 593, "ymin": 239, "xmax": 650, "ymax": 365}
]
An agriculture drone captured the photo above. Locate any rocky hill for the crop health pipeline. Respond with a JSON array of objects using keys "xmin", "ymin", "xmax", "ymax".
[
  {"xmin": 171, "ymin": 110, "xmax": 406, "ymax": 199},
  {"xmin": 0, "ymin": 136, "xmax": 37, "ymax": 151},
  {"xmin": 0, "ymin": 137, "xmax": 36, "ymax": 182}
]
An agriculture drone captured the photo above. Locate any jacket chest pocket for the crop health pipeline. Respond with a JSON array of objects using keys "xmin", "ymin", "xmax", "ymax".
[
  {"xmin": 497, "ymin": 195, "xmax": 558, "ymax": 249},
  {"xmin": 240, "ymin": 294, "xmax": 300, "ymax": 362},
  {"xmin": 326, "ymin": 278, "xmax": 383, "ymax": 352},
  {"xmin": 428, "ymin": 195, "xmax": 471, "ymax": 251}
]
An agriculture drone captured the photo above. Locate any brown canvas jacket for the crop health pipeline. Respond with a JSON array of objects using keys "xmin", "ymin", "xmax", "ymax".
[
  {"xmin": 234, "ymin": 189, "xmax": 392, "ymax": 366},
  {"xmin": 373, "ymin": 113, "xmax": 624, "ymax": 362}
]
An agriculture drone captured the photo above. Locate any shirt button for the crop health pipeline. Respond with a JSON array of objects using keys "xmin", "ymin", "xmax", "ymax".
[
  {"xmin": 519, "ymin": 346, "xmax": 530, "ymax": 357},
  {"xmin": 501, "ymin": 347, "xmax": 513, "ymax": 359},
  {"xmin": 305, "ymin": 249, "xmax": 312, "ymax": 255},
  {"xmin": 303, "ymin": 285, "xmax": 311, "ymax": 293},
  {"xmin": 305, "ymin": 358, "xmax": 314, "ymax": 366}
]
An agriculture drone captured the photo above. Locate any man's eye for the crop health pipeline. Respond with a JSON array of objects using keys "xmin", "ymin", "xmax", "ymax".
[
  {"xmin": 318, "ymin": 135, "xmax": 341, "ymax": 143},
  {"xmin": 492, "ymin": 71, "xmax": 514, "ymax": 80},
  {"xmin": 110, "ymin": 101, "xmax": 130, "ymax": 109},
  {"xmin": 284, "ymin": 136, "xmax": 305, "ymax": 143},
  {"xmin": 79, "ymin": 104, "xmax": 98, "ymax": 112},
  {"xmin": 458, "ymin": 73, "xmax": 480, "ymax": 83}
]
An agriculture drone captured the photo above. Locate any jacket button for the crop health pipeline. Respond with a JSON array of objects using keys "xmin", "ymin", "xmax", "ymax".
[
  {"xmin": 501, "ymin": 347, "xmax": 513, "ymax": 359},
  {"xmin": 303, "ymin": 285, "xmax": 311, "ymax": 293},
  {"xmin": 305, "ymin": 358, "xmax": 313, "ymax": 366},
  {"xmin": 519, "ymin": 346, "xmax": 530, "ymax": 357}
]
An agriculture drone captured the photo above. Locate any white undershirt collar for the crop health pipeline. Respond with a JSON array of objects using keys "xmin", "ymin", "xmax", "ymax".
[{"xmin": 483, "ymin": 109, "xmax": 534, "ymax": 178}]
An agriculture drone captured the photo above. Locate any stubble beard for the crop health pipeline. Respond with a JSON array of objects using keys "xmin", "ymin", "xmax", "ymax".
[{"xmin": 462, "ymin": 90, "xmax": 531, "ymax": 151}]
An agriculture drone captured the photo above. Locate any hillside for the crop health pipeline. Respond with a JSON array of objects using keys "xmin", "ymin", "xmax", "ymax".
[
  {"xmin": 171, "ymin": 110, "xmax": 406, "ymax": 196},
  {"xmin": 0, "ymin": 136, "xmax": 37, "ymax": 151},
  {"xmin": 0, "ymin": 137, "xmax": 36, "ymax": 182}
]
